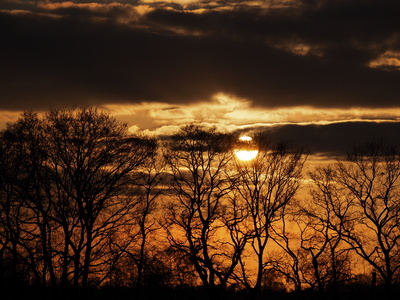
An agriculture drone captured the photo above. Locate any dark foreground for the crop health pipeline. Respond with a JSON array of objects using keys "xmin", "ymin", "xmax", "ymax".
[{"xmin": 3, "ymin": 283, "xmax": 400, "ymax": 300}]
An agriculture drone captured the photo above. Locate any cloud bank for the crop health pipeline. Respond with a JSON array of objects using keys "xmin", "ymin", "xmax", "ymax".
[
  {"xmin": 1, "ymin": 0, "xmax": 400, "ymax": 110},
  {"xmin": 1, "ymin": 0, "xmax": 400, "ymax": 157}
]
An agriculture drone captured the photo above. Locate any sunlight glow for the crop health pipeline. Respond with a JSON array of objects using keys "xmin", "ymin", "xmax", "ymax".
[
  {"xmin": 100, "ymin": 95, "xmax": 400, "ymax": 138},
  {"xmin": 239, "ymin": 136, "xmax": 253, "ymax": 142},
  {"xmin": 235, "ymin": 136, "xmax": 258, "ymax": 161},
  {"xmin": 234, "ymin": 149, "xmax": 259, "ymax": 161}
]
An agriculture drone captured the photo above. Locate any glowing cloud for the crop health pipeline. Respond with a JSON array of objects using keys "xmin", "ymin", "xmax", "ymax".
[
  {"xmin": 99, "ymin": 93, "xmax": 400, "ymax": 137},
  {"xmin": 369, "ymin": 51, "xmax": 400, "ymax": 71}
]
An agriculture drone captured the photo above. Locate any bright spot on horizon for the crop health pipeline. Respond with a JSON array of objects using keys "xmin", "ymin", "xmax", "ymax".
[
  {"xmin": 235, "ymin": 136, "xmax": 258, "ymax": 161},
  {"xmin": 239, "ymin": 136, "xmax": 253, "ymax": 142}
]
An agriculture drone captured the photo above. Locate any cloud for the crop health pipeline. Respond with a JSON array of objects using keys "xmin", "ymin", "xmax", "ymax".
[
  {"xmin": 262, "ymin": 121, "xmax": 400, "ymax": 158},
  {"xmin": 1, "ymin": 0, "xmax": 399, "ymax": 162},
  {"xmin": 221, "ymin": 119, "xmax": 400, "ymax": 160},
  {"xmin": 369, "ymin": 50, "xmax": 400, "ymax": 71},
  {"xmin": 1, "ymin": 0, "xmax": 400, "ymax": 112},
  {"xmin": 98, "ymin": 94, "xmax": 400, "ymax": 143}
]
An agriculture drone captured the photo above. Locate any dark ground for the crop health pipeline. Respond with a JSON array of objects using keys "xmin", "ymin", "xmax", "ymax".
[{"xmin": 3, "ymin": 283, "xmax": 399, "ymax": 300}]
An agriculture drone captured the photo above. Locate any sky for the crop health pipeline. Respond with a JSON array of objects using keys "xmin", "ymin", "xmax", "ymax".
[{"xmin": 1, "ymin": 0, "xmax": 400, "ymax": 158}]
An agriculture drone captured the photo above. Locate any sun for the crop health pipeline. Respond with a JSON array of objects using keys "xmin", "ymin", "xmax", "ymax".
[
  {"xmin": 238, "ymin": 136, "xmax": 253, "ymax": 142},
  {"xmin": 234, "ymin": 136, "xmax": 258, "ymax": 161},
  {"xmin": 234, "ymin": 149, "xmax": 258, "ymax": 161}
]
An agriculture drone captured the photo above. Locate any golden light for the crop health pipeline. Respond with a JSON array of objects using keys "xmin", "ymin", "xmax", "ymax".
[
  {"xmin": 238, "ymin": 136, "xmax": 252, "ymax": 142},
  {"xmin": 234, "ymin": 136, "xmax": 259, "ymax": 161}
]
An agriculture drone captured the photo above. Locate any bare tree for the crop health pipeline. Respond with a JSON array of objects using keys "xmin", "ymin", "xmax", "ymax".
[
  {"xmin": 0, "ymin": 111, "xmax": 56, "ymax": 289},
  {"xmin": 230, "ymin": 136, "xmax": 307, "ymax": 294},
  {"xmin": 42, "ymin": 107, "xmax": 157, "ymax": 289},
  {"xmin": 0, "ymin": 107, "xmax": 157, "ymax": 295},
  {"xmin": 305, "ymin": 166, "xmax": 354, "ymax": 292},
  {"xmin": 333, "ymin": 141, "xmax": 400, "ymax": 295},
  {"xmin": 163, "ymin": 124, "xmax": 241, "ymax": 297},
  {"xmin": 269, "ymin": 166, "xmax": 353, "ymax": 297},
  {"xmin": 108, "ymin": 146, "xmax": 166, "ymax": 289},
  {"xmin": 130, "ymin": 149, "xmax": 165, "ymax": 288},
  {"xmin": 268, "ymin": 206, "xmax": 304, "ymax": 293},
  {"xmin": 0, "ymin": 119, "xmax": 36, "ymax": 287}
]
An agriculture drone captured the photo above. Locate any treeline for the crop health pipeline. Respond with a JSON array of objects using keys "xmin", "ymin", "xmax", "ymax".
[{"xmin": 0, "ymin": 107, "xmax": 400, "ymax": 300}]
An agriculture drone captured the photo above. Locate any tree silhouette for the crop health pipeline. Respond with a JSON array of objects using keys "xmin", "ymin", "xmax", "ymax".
[
  {"xmin": 163, "ymin": 124, "xmax": 240, "ymax": 298},
  {"xmin": 0, "ymin": 107, "xmax": 156, "ymax": 296},
  {"xmin": 334, "ymin": 141, "xmax": 400, "ymax": 297},
  {"xmin": 305, "ymin": 166, "xmax": 354, "ymax": 293},
  {"xmin": 0, "ymin": 111, "xmax": 54, "ymax": 289},
  {"xmin": 229, "ymin": 135, "xmax": 306, "ymax": 294},
  {"xmin": 108, "ymin": 145, "xmax": 166, "ymax": 289},
  {"xmin": 2, "ymin": 107, "xmax": 400, "ymax": 300},
  {"xmin": 0, "ymin": 112, "xmax": 45, "ymax": 289}
]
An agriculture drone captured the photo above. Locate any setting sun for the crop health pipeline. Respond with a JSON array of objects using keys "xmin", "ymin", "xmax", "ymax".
[
  {"xmin": 235, "ymin": 149, "xmax": 258, "ymax": 161},
  {"xmin": 234, "ymin": 136, "xmax": 259, "ymax": 161}
]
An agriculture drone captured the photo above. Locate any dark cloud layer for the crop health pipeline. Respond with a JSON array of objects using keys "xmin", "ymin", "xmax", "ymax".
[
  {"xmin": 1, "ymin": 0, "xmax": 400, "ymax": 111},
  {"xmin": 264, "ymin": 122, "xmax": 400, "ymax": 158}
]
